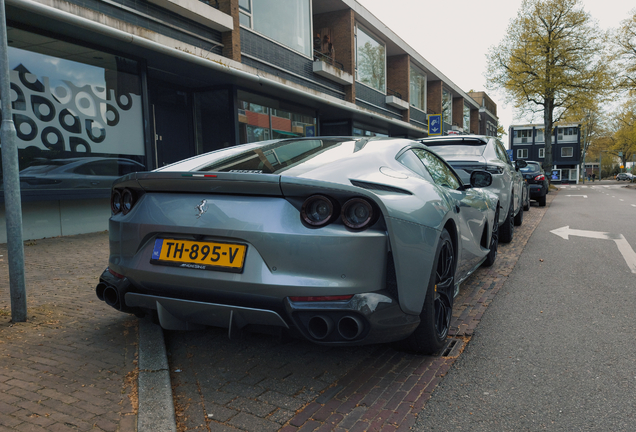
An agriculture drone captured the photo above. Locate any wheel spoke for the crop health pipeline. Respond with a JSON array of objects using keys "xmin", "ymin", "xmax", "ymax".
[{"xmin": 434, "ymin": 240, "xmax": 454, "ymax": 339}]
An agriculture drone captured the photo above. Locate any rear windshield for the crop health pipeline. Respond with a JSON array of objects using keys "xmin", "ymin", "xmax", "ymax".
[
  {"xmin": 423, "ymin": 144, "xmax": 486, "ymax": 157},
  {"xmin": 199, "ymin": 139, "xmax": 351, "ymax": 174},
  {"xmin": 520, "ymin": 163, "xmax": 541, "ymax": 173}
]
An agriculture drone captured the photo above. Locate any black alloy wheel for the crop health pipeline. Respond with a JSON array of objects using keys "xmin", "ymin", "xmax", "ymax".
[
  {"xmin": 399, "ymin": 229, "xmax": 455, "ymax": 354},
  {"xmin": 433, "ymin": 235, "xmax": 455, "ymax": 341},
  {"xmin": 483, "ymin": 207, "xmax": 499, "ymax": 267}
]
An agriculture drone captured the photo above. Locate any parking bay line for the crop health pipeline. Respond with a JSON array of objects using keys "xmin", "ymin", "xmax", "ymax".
[
  {"xmin": 565, "ymin": 195, "xmax": 588, "ymax": 198},
  {"xmin": 551, "ymin": 226, "xmax": 636, "ymax": 274}
]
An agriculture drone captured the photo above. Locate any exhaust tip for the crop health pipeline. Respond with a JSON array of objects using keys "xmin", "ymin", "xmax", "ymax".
[
  {"xmin": 103, "ymin": 286, "xmax": 120, "ymax": 307},
  {"xmin": 307, "ymin": 315, "xmax": 334, "ymax": 340},
  {"xmin": 338, "ymin": 315, "xmax": 363, "ymax": 340},
  {"xmin": 95, "ymin": 283, "xmax": 107, "ymax": 301}
]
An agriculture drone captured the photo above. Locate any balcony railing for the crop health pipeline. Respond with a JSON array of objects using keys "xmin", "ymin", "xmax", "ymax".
[
  {"xmin": 198, "ymin": 0, "xmax": 219, "ymax": 8},
  {"xmin": 313, "ymin": 50, "xmax": 344, "ymax": 71},
  {"xmin": 386, "ymin": 88, "xmax": 402, "ymax": 100}
]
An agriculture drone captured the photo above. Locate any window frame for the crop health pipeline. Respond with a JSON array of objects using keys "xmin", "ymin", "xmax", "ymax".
[
  {"xmin": 538, "ymin": 147, "xmax": 545, "ymax": 158},
  {"xmin": 561, "ymin": 147, "xmax": 574, "ymax": 157},
  {"xmin": 355, "ymin": 24, "xmax": 386, "ymax": 93},
  {"xmin": 517, "ymin": 148, "xmax": 529, "ymax": 159},
  {"xmin": 409, "ymin": 65, "xmax": 427, "ymax": 112}
]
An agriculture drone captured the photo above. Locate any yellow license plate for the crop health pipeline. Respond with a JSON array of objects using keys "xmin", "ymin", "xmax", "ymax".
[{"xmin": 150, "ymin": 238, "xmax": 247, "ymax": 273}]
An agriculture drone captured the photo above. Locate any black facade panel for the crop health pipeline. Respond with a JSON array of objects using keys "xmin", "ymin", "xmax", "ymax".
[
  {"xmin": 355, "ymin": 83, "xmax": 402, "ymax": 119},
  {"xmin": 63, "ymin": 0, "xmax": 223, "ymax": 54},
  {"xmin": 240, "ymin": 30, "xmax": 345, "ymax": 98},
  {"xmin": 409, "ymin": 108, "xmax": 427, "ymax": 127}
]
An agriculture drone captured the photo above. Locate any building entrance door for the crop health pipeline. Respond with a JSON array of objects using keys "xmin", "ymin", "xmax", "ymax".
[{"xmin": 149, "ymin": 81, "xmax": 195, "ymax": 168}]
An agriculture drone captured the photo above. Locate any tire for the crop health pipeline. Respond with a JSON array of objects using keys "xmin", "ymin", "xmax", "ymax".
[
  {"xmin": 482, "ymin": 207, "xmax": 499, "ymax": 267},
  {"xmin": 514, "ymin": 201, "xmax": 523, "ymax": 226},
  {"xmin": 499, "ymin": 199, "xmax": 514, "ymax": 243},
  {"xmin": 538, "ymin": 195, "xmax": 546, "ymax": 207},
  {"xmin": 400, "ymin": 229, "xmax": 455, "ymax": 354},
  {"xmin": 523, "ymin": 188, "xmax": 530, "ymax": 211}
]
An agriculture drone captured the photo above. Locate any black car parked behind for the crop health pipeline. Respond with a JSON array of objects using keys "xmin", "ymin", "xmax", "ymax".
[{"xmin": 520, "ymin": 161, "xmax": 548, "ymax": 207}]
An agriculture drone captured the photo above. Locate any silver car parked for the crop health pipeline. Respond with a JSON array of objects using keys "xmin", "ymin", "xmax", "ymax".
[
  {"xmin": 420, "ymin": 135, "xmax": 527, "ymax": 243},
  {"xmin": 96, "ymin": 137, "xmax": 499, "ymax": 354}
]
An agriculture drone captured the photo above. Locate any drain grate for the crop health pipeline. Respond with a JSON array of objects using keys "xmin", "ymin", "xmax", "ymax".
[{"xmin": 439, "ymin": 338, "xmax": 465, "ymax": 358}]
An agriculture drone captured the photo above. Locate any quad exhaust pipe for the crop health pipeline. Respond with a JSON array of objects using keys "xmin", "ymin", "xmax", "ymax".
[{"xmin": 306, "ymin": 314, "xmax": 364, "ymax": 341}]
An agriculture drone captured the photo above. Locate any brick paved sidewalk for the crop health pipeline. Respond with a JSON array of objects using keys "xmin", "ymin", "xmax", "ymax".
[
  {"xmin": 167, "ymin": 194, "xmax": 557, "ymax": 432},
  {"xmin": 0, "ymin": 232, "xmax": 138, "ymax": 432}
]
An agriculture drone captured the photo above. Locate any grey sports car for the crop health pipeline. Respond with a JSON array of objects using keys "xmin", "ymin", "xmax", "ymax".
[{"xmin": 96, "ymin": 137, "xmax": 499, "ymax": 354}]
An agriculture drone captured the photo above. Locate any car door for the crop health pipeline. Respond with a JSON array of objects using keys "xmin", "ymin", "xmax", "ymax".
[
  {"xmin": 411, "ymin": 148, "xmax": 487, "ymax": 280},
  {"xmin": 494, "ymin": 139, "xmax": 520, "ymax": 213}
]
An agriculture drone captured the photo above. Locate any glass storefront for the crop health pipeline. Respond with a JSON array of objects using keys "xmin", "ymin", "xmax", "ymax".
[
  {"xmin": 1, "ymin": 27, "xmax": 145, "ymax": 197},
  {"xmin": 237, "ymin": 91, "xmax": 317, "ymax": 144}
]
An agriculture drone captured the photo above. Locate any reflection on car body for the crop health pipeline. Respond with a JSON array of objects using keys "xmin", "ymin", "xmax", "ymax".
[
  {"xmin": 14, "ymin": 157, "xmax": 145, "ymax": 190},
  {"xmin": 96, "ymin": 137, "xmax": 499, "ymax": 354}
]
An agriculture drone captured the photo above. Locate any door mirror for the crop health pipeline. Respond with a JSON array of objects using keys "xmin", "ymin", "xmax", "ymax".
[
  {"xmin": 470, "ymin": 170, "xmax": 493, "ymax": 188},
  {"xmin": 515, "ymin": 160, "xmax": 528, "ymax": 170}
]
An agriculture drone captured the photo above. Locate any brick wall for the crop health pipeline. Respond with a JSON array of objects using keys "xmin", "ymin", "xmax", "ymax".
[
  {"xmin": 219, "ymin": 0, "xmax": 240, "ymax": 61},
  {"xmin": 452, "ymin": 97, "xmax": 464, "ymax": 128},
  {"xmin": 387, "ymin": 54, "xmax": 410, "ymax": 122},
  {"xmin": 427, "ymin": 80, "xmax": 442, "ymax": 114},
  {"xmin": 314, "ymin": 9, "xmax": 355, "ymax": 102},
  {"xmin": 470, "ymin": 109, "xmax": 479, "ymax": 134}
]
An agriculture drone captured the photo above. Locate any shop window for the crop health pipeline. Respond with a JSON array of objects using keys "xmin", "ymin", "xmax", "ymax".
[
  {"xmin": 239, "ymin": 0, "xmax": 311, "ymax": 57},
  {"xmin": 442, "ymin": 88, "xmax": 452, "ymax": 124},
  {"xmin": 237, "ymin": 91, "xmax": 316, "ymax": 144},
  {"xmin": 463, "ymin": 103, "xmax": 470, "ymax": 132},
  {"xmin": 410, "ymin": 66, "xmax": 426, "ymax": 111},
  {"xmin": 353, "ymin": 127, "xmax": 388, "ymax": 137},
  {"xmin": 3, "ymin": 27, "xmax": 145, "ymax": 198},
  {"xmin": 355, "ymin": 25, "xmax": 385, "ymax": 92}
]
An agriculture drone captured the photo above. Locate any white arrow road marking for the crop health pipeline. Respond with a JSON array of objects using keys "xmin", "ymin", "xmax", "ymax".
[
  {"xmin": 551, "ymin": 226, "xmax": 636, "ymax": 274},
  {"xmin": 565, "ymin": 195, "xmax": 588, "ymax": 198}
]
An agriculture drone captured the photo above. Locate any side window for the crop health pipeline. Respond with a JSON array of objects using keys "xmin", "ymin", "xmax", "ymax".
[
  {"xmin": 397, "ymin": 150, "xmax": 431, "ymax": 179},
  {"xmin": 412, "ymin": 149, "xmax": 461, "ymax": 190},
  {"xmin": 495, "ymin": 140, "xmax": 512, "ymax": 165}
]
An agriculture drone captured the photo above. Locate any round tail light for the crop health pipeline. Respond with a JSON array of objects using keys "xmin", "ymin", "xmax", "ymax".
[
  {"xmin": 111, "ymin": 189, "xmax": 122, "ymax": 214},
  {"xmin": 341, "ymin": 198, "xmax": 374, "ymax": 230},
  {"xmin": 121, "ymin": 189, "xmax": 135, "ymax": 215},
  {"xmin": 301, "ymin": 195, "xmax": 335, "ymax": 227}
]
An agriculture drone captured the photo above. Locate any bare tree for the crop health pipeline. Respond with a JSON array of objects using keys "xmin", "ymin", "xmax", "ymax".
[
  {"xmin": 485, "ymin": 0, "xmax": 613, "ymax": 175},
  {"xmin": 614, "ymin": 9, "xmax": 636, "ymax": 92}
]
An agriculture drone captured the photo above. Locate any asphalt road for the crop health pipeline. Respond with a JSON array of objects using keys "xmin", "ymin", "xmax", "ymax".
[{"xmin": 415, "ymin": 181, "xmax": 636, "ymax": 431}]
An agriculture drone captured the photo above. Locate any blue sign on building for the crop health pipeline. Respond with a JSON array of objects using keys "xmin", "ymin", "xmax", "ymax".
[
  {"xmin": 506, "ymin": 149, "xmax": 513, "ymax": 161},
  {"xmin": 305, "ymin": 125, "xmax": 315, "ymax": 137},
  {"xmin": 428, "ymin": 114, "xmax": 442, "ymax": 136}
]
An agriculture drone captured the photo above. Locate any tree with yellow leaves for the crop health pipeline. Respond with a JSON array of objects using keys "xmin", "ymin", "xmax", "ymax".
[{"xmin": 485, "ymin": 0, "xmax": 613, "ymax": 175}]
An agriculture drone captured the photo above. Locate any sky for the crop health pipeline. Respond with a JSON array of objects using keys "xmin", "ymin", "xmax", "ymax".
[{"xmin": 357, "ymin": 0, "xmax": 632, "ymax": 140}]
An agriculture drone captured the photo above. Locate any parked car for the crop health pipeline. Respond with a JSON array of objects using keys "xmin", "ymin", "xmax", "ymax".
[
  {"xmin": 96, "ymin": 137, "xmax": 499, "ymax": 354},
  {"xmin": 420, "ymin": 135, "xmax": 527, "ymax": 243},
  {"xmin": 616, "ymin": 172, "xmax": 634, "ymax": 181},
  {"xmin": 520, "ymin": 160, "xmax": 549, "ymax": 206},
  {"xmin": 16, "ymin": 157, "xmax": 145, "ymax": 190}
]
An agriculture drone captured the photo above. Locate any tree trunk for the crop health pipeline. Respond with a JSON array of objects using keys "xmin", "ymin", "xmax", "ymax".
[{"xmin": 543, "ymin": 98, "xmax": 555, "ymax": 181}]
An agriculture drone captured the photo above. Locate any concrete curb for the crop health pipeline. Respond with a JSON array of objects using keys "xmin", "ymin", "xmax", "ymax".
[{"xmin": 138, "ymin": 317, "xmax": 177, "ymax": 432}]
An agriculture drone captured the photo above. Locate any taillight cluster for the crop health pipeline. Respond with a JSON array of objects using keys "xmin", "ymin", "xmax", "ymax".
[
  {"xmin": 300, "ymin": 195, "xmax": 378, "ymax": 230},
  {"xmin": 534, "ymin": 174, "xmax": 546, "ymax": 181},
  {"xmin": 111, "ymin": 188, "xmax": 136, "ymax": 215}
]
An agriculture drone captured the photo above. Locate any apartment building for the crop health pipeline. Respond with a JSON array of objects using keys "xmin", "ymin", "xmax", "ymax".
[
  {"xmin": 509, "ymin": 123, "xmax": 581, "ymax": 184},
  {"xmin": 1, "ymin": 0, "xmax": 496, "ymax": 241}
]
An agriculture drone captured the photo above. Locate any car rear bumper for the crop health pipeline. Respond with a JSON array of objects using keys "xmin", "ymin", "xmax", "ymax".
[
  {"xmin": 528, "ymin": 184, "xmax": 547, "ymax": 198},
  {"xmin": 96, "ymin": 269, "xmax": 419, "ymax": 345}
]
